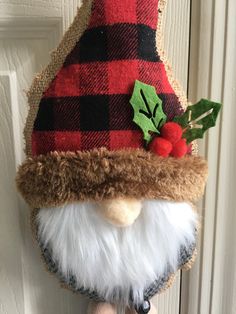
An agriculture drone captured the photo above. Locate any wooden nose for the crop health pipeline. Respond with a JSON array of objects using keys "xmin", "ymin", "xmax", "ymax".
[{"xmin": 97, "ymin": 199, "xmax": 142, "ymax": 227}]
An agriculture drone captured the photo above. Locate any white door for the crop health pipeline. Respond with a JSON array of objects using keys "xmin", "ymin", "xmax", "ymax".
[{"xmin": 0, "ymin": 0, "xmax": 235, "ymax": 314}]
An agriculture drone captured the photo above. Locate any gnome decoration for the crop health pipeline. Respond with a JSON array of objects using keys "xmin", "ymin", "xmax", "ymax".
[{"xmin": 16, "ymin": 0, "xmax": 221, "ymax": 313}]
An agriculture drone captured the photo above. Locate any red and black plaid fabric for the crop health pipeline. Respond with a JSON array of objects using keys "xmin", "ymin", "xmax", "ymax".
[{"xmin": 32, "ymin": 0, "xmax": 184, "ymax": 156}]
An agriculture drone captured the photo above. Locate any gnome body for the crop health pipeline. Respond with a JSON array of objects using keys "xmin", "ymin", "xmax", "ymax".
[{"xmin": 16, "ymin": 0, "xmax": 213, "ymax": 313}]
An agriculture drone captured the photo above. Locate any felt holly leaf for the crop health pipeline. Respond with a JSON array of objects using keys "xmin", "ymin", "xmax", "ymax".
[
  {"xmin": 173, "ymin": 99, "xmax": 222, "ymax": 144},
  {"xmin": 130, "ymin": 80, "xmax": 167, "ymax": 143}
]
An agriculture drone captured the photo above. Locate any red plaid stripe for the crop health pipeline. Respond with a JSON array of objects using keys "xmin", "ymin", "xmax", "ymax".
[
  {"xmin": 89, "ymin": 0, "xmax": 159, "ymax": 29},
  {"xmin": 138, "ymin": 61, "xmax": 174, "ymax": 93},
  {"xmin": 104, "ymin": 0, "xmax": 138, "ymax": 25},
  {"xmin": 44, "ymin": 63, "xmax": 109, "ymax": 97},
  {"xmin": 137, "ymin": 0, "xmax": 159, "ymax": 29},
  {"xmin": 44, "ymin": 61, "xmax": 173, "ymax": 97},
  {"xmin": 88, "ymin": 0, "xmax": 106, "ymax": 28},
  {"xmin": 32, "ymin": 131, "xmax": 143, "ymax": 155},
  {"xmin": 33, "ymin": 0, "xmax": 184, "ymax": 156}
]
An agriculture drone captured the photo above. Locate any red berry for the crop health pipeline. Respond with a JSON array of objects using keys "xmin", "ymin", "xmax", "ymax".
[
  {"xmin": 171, "ymin": 139, "xmax": 188, "ymax": 158},
  {"xmin": 161, "ymin": 122, "xmax": 183, "ymax": 144},
  {"xmin": 149, "ymin": 137, "xmax": 173, "ymax": 157}
]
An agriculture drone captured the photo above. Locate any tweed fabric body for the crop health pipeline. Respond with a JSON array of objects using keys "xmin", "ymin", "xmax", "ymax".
[{"xmin": 32, "ymin": 0, "xmax": 184, "ymax": 156}]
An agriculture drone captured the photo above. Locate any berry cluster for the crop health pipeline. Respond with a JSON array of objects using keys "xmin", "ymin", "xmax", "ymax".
[{"xmin": 149, "ymin": 122, "xmax": 188, "ymax": 158}]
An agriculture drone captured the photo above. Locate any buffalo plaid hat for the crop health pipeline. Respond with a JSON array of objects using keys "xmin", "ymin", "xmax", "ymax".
[{"xmin": 16, "ymin": 0, "xmax": 208, "ymax": 209}]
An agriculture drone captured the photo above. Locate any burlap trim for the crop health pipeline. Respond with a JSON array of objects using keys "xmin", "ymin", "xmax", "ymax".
[
  {"xmin": 158, "ymin": 249, "xmax": 198, "ymax": 295},
  {"xmin": 16, "ymin": 148, "xmax": 208, "ymax": 209},
  {"xmin": 181, "ymin": 248, "xmax": 197, "ymax": 271},
  {"xmin": 158, "ymin": 273, "xmax": 176, "ymax": 294},
  {"xmin": 24, "ymin": 0, "xmax": 197, "ymax": 157}
]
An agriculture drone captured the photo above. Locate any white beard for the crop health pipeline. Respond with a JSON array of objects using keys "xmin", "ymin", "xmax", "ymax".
[{"xmin": 37, "ymin": 200, "xmax": 197, "ymax": 307}]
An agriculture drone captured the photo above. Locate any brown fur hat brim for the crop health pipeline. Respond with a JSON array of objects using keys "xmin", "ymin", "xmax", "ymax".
[{"xmin": 16, "ymin": 148, "xmax": 208, "ymax": 209}]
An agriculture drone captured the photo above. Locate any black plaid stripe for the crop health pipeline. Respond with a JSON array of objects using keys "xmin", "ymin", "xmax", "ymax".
[
  {"xmin": 77, "ymin": 26, "xmax": 108, "ymax": 63},
  {"xmin": 107, "ymin": 24, "xmax": 138, "ymax": 60},
  {"xmin": 64, "ymin": 24, "xmax": 160, "ymax": 65},
  {"xmin": 79, "ymin": 96, "xmax": 109, "ymax": 131},
  {"xmin": 34, "ymin": 101, "xmax": 54, "ymax": 131},
  {"xmin": 137, "ymin": 24, "xmax": 159, "ymax": 61},
  {"xmin": 34, "ymin": 95, "xmax": 138, "ymax": 132}
]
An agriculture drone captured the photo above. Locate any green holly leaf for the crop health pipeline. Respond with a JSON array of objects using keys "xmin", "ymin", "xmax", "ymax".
[
  {"xmin": 130, "ymin": 80, "xmax": 167, "ymax": 143},
  {"xmin": 173, "ymin": 99, "xmax": 222, "ymax": 144}
]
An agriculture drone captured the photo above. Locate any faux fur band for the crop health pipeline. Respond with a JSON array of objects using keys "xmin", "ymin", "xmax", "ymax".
[{"xmin": 16, "ymin": 148, "xmax": 208, "ymax": 208}]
